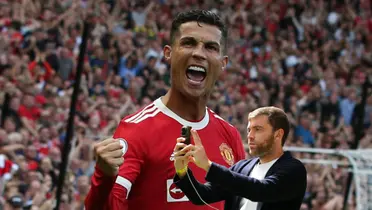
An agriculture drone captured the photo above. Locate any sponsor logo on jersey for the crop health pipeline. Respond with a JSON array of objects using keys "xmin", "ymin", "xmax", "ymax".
[
  {"xmin": 166, "ymin": 179, "xmax": 189, "ymax": 202},
  {"xmin": 219, "ymin": 143, "xmax": 234, "ymax": 166}
]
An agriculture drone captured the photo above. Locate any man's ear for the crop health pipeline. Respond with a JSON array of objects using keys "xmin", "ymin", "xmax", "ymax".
[
  {"xmin": 163, "ymin": 45, "xmax": 172, "ymax": 63},
  {"xmin": 221, "ymin": 56, "xmax": 228, "ymax": 71},
  {"xmin": 275, "ymin": 129, "xmax": 284, "ymax": 142}
]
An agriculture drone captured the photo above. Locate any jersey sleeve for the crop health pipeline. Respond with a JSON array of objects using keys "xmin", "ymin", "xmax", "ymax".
[{"xmin": 85, "ymin": 119, "xmax": 146, "ymax": 210}]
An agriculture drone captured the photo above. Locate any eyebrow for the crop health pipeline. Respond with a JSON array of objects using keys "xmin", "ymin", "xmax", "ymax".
[
  {"xmin": 180, "ymin": 36, "xmax": 221, "ymax": 47},
  {"xmin": 247, "ymin": 125, "xmax": 264, "ymax": 131}
]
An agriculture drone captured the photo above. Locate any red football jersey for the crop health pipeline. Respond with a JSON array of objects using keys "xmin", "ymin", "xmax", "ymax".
[{"xmin": 85, "ymin": 98, "xmax": 246, "ymax": 210}]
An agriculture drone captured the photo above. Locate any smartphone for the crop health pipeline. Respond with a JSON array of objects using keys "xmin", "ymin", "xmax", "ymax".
[{"xmin": 181, "ymin": 126, "xmax": 191, "ymax": 145}]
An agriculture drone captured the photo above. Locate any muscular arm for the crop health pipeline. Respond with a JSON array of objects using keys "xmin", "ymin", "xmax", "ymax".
[
  {"xmin": 85, "ymin": 121, "xmax": 145, "ymax": 210},
  {"xmin": 84, "ymin": 166, "xmax": 129, "ymax": 210}
]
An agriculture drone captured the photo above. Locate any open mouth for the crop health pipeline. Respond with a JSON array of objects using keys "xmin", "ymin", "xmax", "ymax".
[{"xmin": 186, "ymin": 65, "xmax": 207, "ymax": 82}]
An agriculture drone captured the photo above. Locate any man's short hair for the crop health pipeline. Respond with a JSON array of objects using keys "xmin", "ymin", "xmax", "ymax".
[
  {"xmin": 248, "ymin": 107, "xmax": 290, "ymax": 146},
  {"xmin": 170, "ymin": 9, "xmax": 228, "ymax": 54}
]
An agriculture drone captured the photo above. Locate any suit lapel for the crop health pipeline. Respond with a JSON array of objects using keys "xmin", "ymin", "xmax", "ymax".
[
  {"xmin": 237, "ymin": 158, "xmax": 260, "ymax": 209},
  {"xmin": 256, "ymin": 152, "xmax": 291, "ymax": 210},
  {"xmin": 256, "ymin": 202, "xmax": 263, "ymax": 210},
  {"xmin": 264, "ymin": 151, "xmax": 290, "ymax": 178},
  {"xmin": 242, "ymin": 158, "xmax": 260, "ymax": 176}
]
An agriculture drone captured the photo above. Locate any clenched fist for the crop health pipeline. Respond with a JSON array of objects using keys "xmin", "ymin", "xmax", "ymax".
[{"xmin": 93, "ymin": 138, "xmax": 125, "ymax": 177}]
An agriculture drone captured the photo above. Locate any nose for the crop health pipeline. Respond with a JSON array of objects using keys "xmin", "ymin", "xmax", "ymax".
[
  {"xmin": 247, "ymin": 131, "xmax": 254, "ymax": 142},
  {"xmin": 192, "ymin": 43, "xmax": 207, "ymax": 60}
]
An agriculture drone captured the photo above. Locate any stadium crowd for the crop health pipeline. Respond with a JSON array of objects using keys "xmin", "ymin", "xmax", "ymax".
[{"xmin": 1, "ymin": 0, "xmax": 372, "ymax": 209}]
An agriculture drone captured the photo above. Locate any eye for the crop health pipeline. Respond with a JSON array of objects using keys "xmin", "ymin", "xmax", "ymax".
[
  {"xmin": 206, "ymin": 44, "xmax": 219, "ymax": 51},
  {"xmin": 181, "ymin": 39, "xmax": 196, "ymax": 47},
  {"xmin": 255, "ymin": 127, "xmax": 261, "ymax": 132}
]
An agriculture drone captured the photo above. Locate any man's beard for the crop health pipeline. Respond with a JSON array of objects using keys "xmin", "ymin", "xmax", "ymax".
[{"xmin": 249, "ymin": 133, "xmax": 275, "ymax": 157}]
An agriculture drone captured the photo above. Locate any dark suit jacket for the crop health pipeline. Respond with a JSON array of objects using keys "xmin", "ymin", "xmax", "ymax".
[{"xmin": 174, "ymin": 151, "xmax": 307, "ymax": 210}]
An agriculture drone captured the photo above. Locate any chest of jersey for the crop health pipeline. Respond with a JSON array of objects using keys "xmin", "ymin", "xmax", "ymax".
[
  {"xmin": 144, "ymin": 123, "xmax": 236, "ymax": 174},
  {"xmin": 126, "ymin": 110, "xmax": 240, "ymax": 209},
  {"xmin": 137, "ymin": 120, "xmax": 234, "ymax": 199}
]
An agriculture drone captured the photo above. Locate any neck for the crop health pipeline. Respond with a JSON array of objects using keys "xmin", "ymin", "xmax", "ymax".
[
  {"xmin": 259, "ymin": 147, "xmax": 284, "ymax": 164},
  {"xmin": 161, "ymin": 88, "xmax": 207, "ymax": 122}
]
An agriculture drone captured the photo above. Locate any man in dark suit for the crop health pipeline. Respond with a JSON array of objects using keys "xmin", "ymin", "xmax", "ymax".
[{"xmin": 173, "ymin": 106, "xmax": 307, "ymax": 210}]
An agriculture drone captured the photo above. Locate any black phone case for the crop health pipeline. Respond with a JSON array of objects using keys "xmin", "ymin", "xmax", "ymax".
[{"xmin": 181, "ymin": 126, "xmax": 191, "ymax": 145}]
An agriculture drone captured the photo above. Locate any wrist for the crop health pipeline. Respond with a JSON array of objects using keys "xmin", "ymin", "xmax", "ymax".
[
  {"xmin": 176, "ymin": 166, "xmax": 188, "ymax": 178},
  {"xmin": 203, "ymin": 160, "xmax": 212, "ymax": 172}
]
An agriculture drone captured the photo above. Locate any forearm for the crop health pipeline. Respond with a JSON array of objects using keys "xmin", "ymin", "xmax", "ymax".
[
  {"xmin": 205, "ymin": 162, "xmax": 306, "ymax": 202},
  {"xmin": 174, "ymin": 169, "xmax": 225, "ymax": 205},
  {"xmin": 21, "ymin": 118, "xmax": 38, "ymax": 137},
  {"xmin": 85, "ymin": 167, "xmax": 116, "ymax": 210}
]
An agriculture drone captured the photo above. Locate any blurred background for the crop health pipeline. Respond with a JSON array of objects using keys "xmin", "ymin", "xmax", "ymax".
[{"xmin": 0, "ymin": 0, "xmax": 372, "ymax": 209}]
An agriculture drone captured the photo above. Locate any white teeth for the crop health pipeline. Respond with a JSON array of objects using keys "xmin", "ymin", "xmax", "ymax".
[{"xmin": 188, "ymin": 66, "xmax": 206, "ymax": 73}]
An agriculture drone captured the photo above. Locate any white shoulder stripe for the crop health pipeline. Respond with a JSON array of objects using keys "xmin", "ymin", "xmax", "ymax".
[
  {"xmin": 213, "ymin": 114, "xmax": 234, "ymax": 127},
  {"xmin": 213, "ymin": 114, "xmax": 224, "ymax": 120},
  {"xmin": 115, "ymin": 176, "xmax": 132, "ymax": 199},
  {"xmin": 132, "ymin": 109, "xmax": 161, "ymax": 124},
  {"xmin": 125, "ymin": 104, "xmax": 156, "ymax": 123}
]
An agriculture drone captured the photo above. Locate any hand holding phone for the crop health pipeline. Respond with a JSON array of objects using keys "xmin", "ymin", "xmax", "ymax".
[
  {"xmin": 173, "ymin": 126, "xmax": 192, "ymax": 177},
  {"xmin": 181, "ymin": 126, "xmax": 192, "ymax": 145}
]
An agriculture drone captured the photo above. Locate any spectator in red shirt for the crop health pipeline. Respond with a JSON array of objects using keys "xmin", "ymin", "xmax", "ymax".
[
  {"xmin": 18, "ymin": 93, "xmax": 41, "ymax": 122},
  {"xmin": 28, "ymin": 59, "xmax": 54, "ymax": 82}
]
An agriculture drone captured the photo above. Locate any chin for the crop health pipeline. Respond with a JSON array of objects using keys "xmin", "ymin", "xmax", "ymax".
[
  {"xmin": 249, "ymin": 150, "xmax": 267, "ymax": 158},
  {"xmin": 250, "ymin": 153, "xmax": 259, "ymax": 157},
  {"xmin": 248, "ymin": 150, "xmax": 256, "ymax": 156},
  {"xmin": 187, "ymin": 91, "xmax": 206, "ymax": 98},
  {"xmin": 183, "ymin": 87, "xmax": 208, "ymax": 99}
]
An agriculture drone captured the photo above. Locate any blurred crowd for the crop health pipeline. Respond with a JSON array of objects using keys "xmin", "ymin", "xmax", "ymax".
[{"xmin": 1, "ymin": 0, "xmax": 372, "ymax": 209}]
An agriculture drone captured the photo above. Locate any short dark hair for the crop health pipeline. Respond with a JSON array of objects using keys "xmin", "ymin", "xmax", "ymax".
[
  {"xmin": 170, "ymin": 9, "xmax": 228, "ymax": 54},
  {"xmin": 248, "ymin": 107, "xmax": 290, "ymax": 146}
]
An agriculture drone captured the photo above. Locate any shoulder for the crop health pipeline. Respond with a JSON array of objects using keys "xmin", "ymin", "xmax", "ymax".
[
  {"xmin": 208, "ymin": 108, "xmax": 234, "ymax": 127},
  {"xmin": 114, "ymin": 102, "xmax": 161, "ymax": 138},
  {"xmin": 291, "ymin": 156, "xmax": 307, "ymax": 174},
  {"xmin": 122, "ymin": 102, "xmax": 161, "ymax": 125},
  {"xmin": 278, "ymin": 152, "xmax": 307, "ymax": 175},
  {"xmin": 207, "ymin": 108, "xmax": 239, "ymax": 135}
]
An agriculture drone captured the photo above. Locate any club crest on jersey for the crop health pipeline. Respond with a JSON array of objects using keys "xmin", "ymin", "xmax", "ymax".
[{"xmin": 219, "ymin": 143, "xmax": 234, "ymax": 166}]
